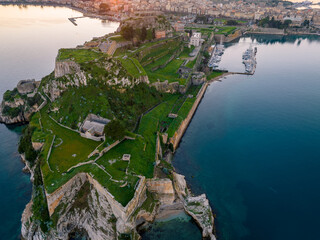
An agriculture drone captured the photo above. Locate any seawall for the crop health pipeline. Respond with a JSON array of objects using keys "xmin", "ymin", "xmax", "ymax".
[{"xmin": 170, "ymin": 81, "xmax": 208, "ymax": 151}]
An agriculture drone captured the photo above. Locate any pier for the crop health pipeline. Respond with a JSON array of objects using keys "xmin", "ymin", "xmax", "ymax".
[{"xmin": 68, "ymin": 16, "xmax": 85, "ymax": 26}]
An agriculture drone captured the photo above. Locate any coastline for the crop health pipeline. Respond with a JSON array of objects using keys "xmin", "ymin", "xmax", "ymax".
[
  {"xmin": 0, "ymin": 2, "xmax": 122, "ymax": 22},
  {"xmin": 3, "ymin": 4, "xmax": 316, "ymax": 238}
]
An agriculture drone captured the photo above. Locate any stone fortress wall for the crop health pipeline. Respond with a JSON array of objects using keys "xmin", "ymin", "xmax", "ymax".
[
  {"xmin": 170, "ymin": 81, "xmax": 208, "ymax": 150},
  {"xmin": 45, "ymin": 172, "xmax": 147, "ymax": 226}
]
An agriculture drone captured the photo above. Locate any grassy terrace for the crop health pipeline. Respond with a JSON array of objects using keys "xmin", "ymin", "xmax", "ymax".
[
  {"xmin": 142, "ymin": 43, "xmax": 195, "ymax": 85},
  {"xmin": 57, "ymin": 49, "xmax": 103, "ymax": 63},
  {"xmin": 145, "ymin": 57, "xmax": 186, "ymax": 84},
  {"xmin": 96, "ymin": 94, "xmax": 180, "ymax": 179},
  {"xmin": 118, "ymin": 57, "xmax": 147, "ymax": 78},
  {"xmin": 166, "ymin": 85, "xmax": 202, "ymax": 138},
  {"xmin": 31, "ymin": 106, "xmax": 139, "ymax": 206},
  {"xmin": 186, "ymin": 26, "xmax": 237, "ymax": 36},
  {"xmin": 215, "ymin": 26, "xmax": 237, "ymax": 35},
  {"xmin": 31, "ymin": 93, "xmax": 182, "ymax": 206},
  {"xmin": 207, "ymin": 71, "xmax": 224, "ymax": 81},
  {"xmin": 115, "ymin": 37, "xmax": 195, "ymax": 85},
  {"xmin": 109, "ymin": 35, "xmax": 126, "ymax": 43},
  {"xmin": 50, "ymin": 86, "xmax": 114, "ymax": 129}
]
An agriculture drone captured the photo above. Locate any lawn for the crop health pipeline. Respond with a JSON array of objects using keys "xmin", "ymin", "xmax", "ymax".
[
  {"xmin": 95, "ymin": 94, "xmax": 180, "ymax": 179},
  {"xmin": 140, "ymin": 40, "xmax": 181, "ymax": 64},
  {"xmin": 36, "ymin": 108, "xmax": 100, "ymax": 174},
  {"xmin": 113, "ymin": 37, "xmax": 188, "ymax": 85},
  {"xmin": 207, "ymin": 71, "xmax": 224, "ymax": 80},
  {"xmin": 109, "ymin": 35, "xmax": 126, "ymax": 43},
  {"xmin": 185, "ymin": 26, "xmax": 237, "ymax": 36},
  {"xmin": 30, "ymin": 106, "xmax": 99, "ymax": 191},
  {"xmin": 31, "ymin": 107, "xmax": 138, "ymax": 206},
  {"xmin": 185, "ymin": 58, "xmax": 197, "ymax": 68},
  {"xmin": 179, "ymin": 46, "xmax": 195, "ymax": 59},
  {"xmin": 166, "ymin": 85, "xmax": 202, "ymax": 138},
  {"xmin": 144, "ymin": 56, "xmax": 186, "ymax": 85},
  {"xmin": 118, "ymin": 57, "xmax": 147, "ymax": 78},
  {"xmin": 50, "ymin": 86, "xmax": 114, "ymax": 129},
  {"xmin": 57, "ymin": 49, "xmax": 103, "ymax": 63},
  {"xmin": 215, "ymin": 26, "xmax": 237, "ymax": 35}
]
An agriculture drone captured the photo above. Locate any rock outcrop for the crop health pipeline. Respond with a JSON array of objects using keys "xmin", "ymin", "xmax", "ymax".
[
  {"xmin": 0, "ymin": 100, "xmax": 34, "ymax": 124},
  {"xmin": 146, "ymin": 178, "xmax": 175, "ymax": 204},
  {"xmin": 185, "ymin": 194, "xmax": 216, "ymax": 240},
  {"xmin": 54, "ymin": 60, "xmax": 82, "ymax": 78},
  {"xmin": 173, "ymin": 172, "xmax": 216, "ymax": 239},
  {"xmin": 22, "ymin": 179, "xmax": 117, "ymax": 240}
]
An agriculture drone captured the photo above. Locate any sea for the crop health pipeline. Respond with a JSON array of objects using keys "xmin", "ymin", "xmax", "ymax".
[
  {"xmin": 171, "ymin": 35, "xmax": 320, "ymax": 240},
  {"xmin": 0, "ymin": 4, "xmax": 118, "ymax": 239},
  {"xmin": 1, "ymin": 4, "xmax": 320, "ymax": 240}
]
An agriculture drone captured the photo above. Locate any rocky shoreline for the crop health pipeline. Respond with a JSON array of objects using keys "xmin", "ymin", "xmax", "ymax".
[{"xmin": 1, "ymin": 74, "xmax": 228, "ymax": 240}]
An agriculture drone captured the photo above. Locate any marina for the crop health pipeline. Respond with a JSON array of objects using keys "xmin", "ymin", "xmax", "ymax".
[
  {"xmin": 208, "ymin": 43, "xmax": 225, "ymax": 69},
  {"xmin": 242, "ymin": 46, "xmax": 257, "ymax": 74}
]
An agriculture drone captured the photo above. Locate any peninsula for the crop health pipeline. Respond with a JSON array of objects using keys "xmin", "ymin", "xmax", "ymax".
[
  {"xmin": 1, "ymin": 1, "xmax": 320, "ymax": 239},
  {"xmin": 0, "ymin": 15, "xmax": 227, "ymax": 240}
]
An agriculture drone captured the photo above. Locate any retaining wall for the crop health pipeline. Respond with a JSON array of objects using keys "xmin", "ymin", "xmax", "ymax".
[
  {"xmin": 170, "ymin": 82, "xmax": 208, "ymax": 151},
  {"xmin": 46, "ymin": 172, "xmax": 147, "ymax": 223}
]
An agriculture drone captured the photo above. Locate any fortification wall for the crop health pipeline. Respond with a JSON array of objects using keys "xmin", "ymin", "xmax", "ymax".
[
  {"xmin": 54, "ymin": 60, "xmax": 81, "ymax": 78},
  {"xmin": 46, "ymin": 171, "xmax": 147, "ymax": 225},
  {"xmin": 170, "ymin": 82, "xmax": 208, "ymax": 150},
  {"xmin": 87, "ymin": 174, "xmax": 147, "ymax": 222},
  {"xmin": 146, "ymin": 178, "xmax": 175, "ymax": 204},
  {"xmin": 46, "ymin": 173, "xmax": 87, "ymax": 216}
]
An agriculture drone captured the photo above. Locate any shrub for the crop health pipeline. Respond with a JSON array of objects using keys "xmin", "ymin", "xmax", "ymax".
[
  {"xmin": 3, "ymin": 88, "xmax": 18, "ymax": 102},
  {"xmin": 2, "ymin": 105, "xmax": 21, "ymax": 118},
  {"xmin": 26, "ymin": 93, "xmax": 42, "ymax": 107},
  {"xmin": 18, "ymin": 126, "xmax": 38, "ymax": 165},
  {"xmin": 104, "ymin": 120, "xmax": 126, "ymax": 141}
]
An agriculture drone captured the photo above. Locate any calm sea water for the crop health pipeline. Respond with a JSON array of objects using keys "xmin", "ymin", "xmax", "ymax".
[
  {"xmin": 2, "ymin": 5, "xmax": 320, "ymax": 240},
  {"xmin": 140, "ymin": 212, "xmax": 202, "ymax": 240},
  {"xmin": 0, "ymin": 5, "xmax": 118, "ymax": 239},
  {"xmin": 173, "ymin": 35, "xmax": 320, "ymax": 240}
]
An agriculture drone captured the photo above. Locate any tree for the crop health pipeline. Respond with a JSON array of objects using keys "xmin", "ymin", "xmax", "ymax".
[
  {"xmin": 121, "ymin": 26, "xmax": 134, "ymax": 41},
  {"xmin": 99, "ymin": 3, "xmax": 110, "ymax": 14},
  {"xmin": 302, "ymin": 19, "xmax": 309, "ymax": 27},
  {"xmin": 226, "ymin": 20, "xmax": 238, "ymax": 26},
  {"xmin": 140, "ymin": 27, "xmax": 147, "ymax": 42},
  {"xmin": 104, "ymin": 120, "xmax": 126, "ymax": 140},
  {"xmin": 283, "ymin": 20, "xmax": 292, "ymax": 28}
]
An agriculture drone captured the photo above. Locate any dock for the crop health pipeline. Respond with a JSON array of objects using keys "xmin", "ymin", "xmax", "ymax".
[{"xmin": 68, "ymin": 16, "xmax": 85, "ymax": 26}]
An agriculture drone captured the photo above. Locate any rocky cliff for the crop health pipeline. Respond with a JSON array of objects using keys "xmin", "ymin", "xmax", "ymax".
[
  {"xmin": 0, "ymin": 89, "xmax": 40, "ymax": 124},
  {"xmin": 21, "ymin": 176, "xmax": 117, "ymax": 240}
]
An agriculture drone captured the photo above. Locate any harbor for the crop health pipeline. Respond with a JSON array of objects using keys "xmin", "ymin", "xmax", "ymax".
[
  {"xmin": 208, "ymin": 43, "xmax": 225, "ymax": 70},
  {"xmin": 208, "ymin": 42, "xmax": 257, "ymax": 75},
  {"xmin": 242, "ymin": 46, "xmax": 257, "ymax": 74}
]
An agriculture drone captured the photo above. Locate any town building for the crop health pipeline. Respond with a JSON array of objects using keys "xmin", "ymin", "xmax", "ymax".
[
  {"xmin": 155, "ymin": 30, "xmax": 166, "ymax": 39},
  {"xmin": 189, "ymin": 32, "xmax": 201, "ymax": 47}
]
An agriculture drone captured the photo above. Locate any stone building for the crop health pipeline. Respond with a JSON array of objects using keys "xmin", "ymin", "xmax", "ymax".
[
  {"xmin": 80, "ymin": 114, "xmax": 110, "ymax": 141},
  {"xmin": 17, "ymin": 79, "xmax": 37, "ymax": 94},
  {"xmin": 189, "ymin": 32, "xmax": 201, "ymax": 47}
]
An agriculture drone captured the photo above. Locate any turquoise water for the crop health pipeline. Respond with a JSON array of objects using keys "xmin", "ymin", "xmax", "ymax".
[
  {"xmin": 141, "ymin": 212, "xmax": 202, "ymax": 240},
  {"xmin": 173, "ymin": 35, "xmax": 320, "ymax": 240},
  {"xmin": 0, "ymin": 5, "xmax": 118, "ymax": 239},
  {"xmin": 0, "ymin": 124, "xmax": 31, "ymax": 239}
]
